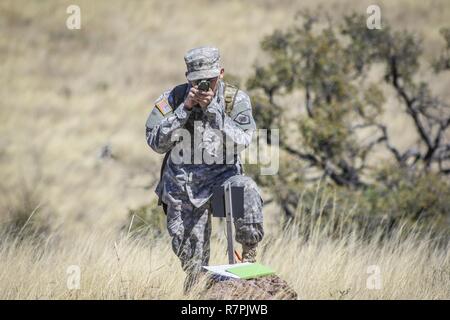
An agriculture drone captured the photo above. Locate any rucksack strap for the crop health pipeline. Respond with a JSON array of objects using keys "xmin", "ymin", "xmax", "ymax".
[
  {"xmin": 172, "ymin": 83, "xmax": 189, "ymax": 108},
  {"xmin": 223, "ymin": 82, "xmax": 239, "ymax": 115}
]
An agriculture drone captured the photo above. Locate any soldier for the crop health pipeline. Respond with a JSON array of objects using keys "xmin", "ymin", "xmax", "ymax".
[{"xmin": 145, "ymin": 46, "xmax": 264, "ymax": 293}]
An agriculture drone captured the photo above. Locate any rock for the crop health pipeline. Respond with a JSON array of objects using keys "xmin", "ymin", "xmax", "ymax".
[
  {"xmin": 97, "ymin": 143, "xmax": 115, "ymax": 160},
  {"xmin": 201, "ymin": 274, "xmax": 298, "ymax": 300}
]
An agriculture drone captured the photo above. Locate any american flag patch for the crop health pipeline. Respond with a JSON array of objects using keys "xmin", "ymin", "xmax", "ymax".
[{"xmin": 155, "ymin": 98, "xmax": 173, "ymax": 115}]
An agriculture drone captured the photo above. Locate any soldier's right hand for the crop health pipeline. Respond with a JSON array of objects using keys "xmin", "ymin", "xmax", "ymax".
[{"xmin": 183, "ymin": 86, "xmax": 198, "ymax": 110}]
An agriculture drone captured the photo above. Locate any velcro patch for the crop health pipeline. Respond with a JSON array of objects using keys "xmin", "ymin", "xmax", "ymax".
[
  {"xmin": 155, "ymin": 98, "xmax": 173, "ymax": 115},
  {"xmin": 234, "ymin": 113, "xmax": 250, "ymax": 125}
]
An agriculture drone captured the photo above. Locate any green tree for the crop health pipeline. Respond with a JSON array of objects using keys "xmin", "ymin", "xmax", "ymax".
[{"xmin": 247, "ymin": 11, "xmax": 450, "ymax": 226}]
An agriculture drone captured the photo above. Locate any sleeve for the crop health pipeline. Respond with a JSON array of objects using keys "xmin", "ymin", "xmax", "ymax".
[
  {"xmin": 205, "ymin": 90, "xmax": 256, "ymax": 150},
  {"xmin": 145, "ymin": 89, "xmax": 191, "ymax": 154}
]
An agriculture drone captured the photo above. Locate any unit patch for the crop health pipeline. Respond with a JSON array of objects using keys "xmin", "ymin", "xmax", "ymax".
[{"xmin": 234, "ymin": 113, "xmax": 251, "ymax": 125}]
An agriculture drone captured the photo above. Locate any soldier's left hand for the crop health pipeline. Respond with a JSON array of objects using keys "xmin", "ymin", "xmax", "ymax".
[{"xmin": 193, "ymin": 87, "xmax": 215, "ymax": 108}]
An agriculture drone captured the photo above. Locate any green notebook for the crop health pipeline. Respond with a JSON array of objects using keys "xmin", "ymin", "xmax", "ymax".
[{"xmin": 226, "ymin": 263, "xmax": 275, "ymax": 279}]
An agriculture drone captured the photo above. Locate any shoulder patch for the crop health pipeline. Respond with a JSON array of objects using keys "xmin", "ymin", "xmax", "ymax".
[
  {"xmin": 234, "ymin": 112, "xmax": 251, "ymax": 125},
  {"xmin": 155, "ymin": 97, "xmax": 173, "ymax": 115}
]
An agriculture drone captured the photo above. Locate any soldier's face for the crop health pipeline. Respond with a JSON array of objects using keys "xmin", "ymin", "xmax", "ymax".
[
  {"xmin": 208, "ymin": 77, "xmax": 219, "ymax": 93},
  {"xmin": 213, "ymin": 68, "xmax": 225, "ymax": 91},
  {"xmin": 190, "ymin": 68, "xmax": 225, "ymax": 94}
]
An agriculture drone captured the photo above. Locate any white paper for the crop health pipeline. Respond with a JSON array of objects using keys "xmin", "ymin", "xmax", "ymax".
[{"xmin": 202, "ymin": 263, "xmax": 252, "ymax": 279}]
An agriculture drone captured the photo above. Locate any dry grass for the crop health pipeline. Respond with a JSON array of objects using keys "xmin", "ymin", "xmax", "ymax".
[
  {"xmin": 0, "ymin": 198, "xmax": 448, "ymax": 299},
  {"xmin": 1, "ymin": 0, "xmax": 450, "ymax": 299}
]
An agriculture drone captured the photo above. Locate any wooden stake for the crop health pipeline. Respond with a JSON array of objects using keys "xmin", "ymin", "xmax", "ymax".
[{"xmin": 224, "ymin": 182, "xmax": 235, "ymax": 264}]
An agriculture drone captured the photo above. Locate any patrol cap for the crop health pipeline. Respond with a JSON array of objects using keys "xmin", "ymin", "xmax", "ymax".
[{"xmin": 184, "ymin": 46, "xmax": 221, "ymax": 81}]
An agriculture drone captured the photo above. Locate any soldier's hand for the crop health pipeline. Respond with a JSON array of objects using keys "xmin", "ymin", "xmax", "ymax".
[
  {"xmin": 184, "ymin": 87, "xmax": 198, "ymax": 110},
  {"xmin": 193, "ymin": 88, "xmax": 215, "ymax": 109}
]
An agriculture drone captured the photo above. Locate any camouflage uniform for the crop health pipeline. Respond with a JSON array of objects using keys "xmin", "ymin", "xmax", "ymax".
[{"xmin": 145, "ymin": 46, "xmax": 264, "ymax": 292}]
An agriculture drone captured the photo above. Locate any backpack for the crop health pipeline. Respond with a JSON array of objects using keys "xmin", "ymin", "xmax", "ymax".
[{"xmin": 158, "ymin": 82, "xmax": 239, "ymax": 214}]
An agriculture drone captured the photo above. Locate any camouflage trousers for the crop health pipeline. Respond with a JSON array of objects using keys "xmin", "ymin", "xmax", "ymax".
[{"xmin": 163, "ymin": 175, "xmax": 264, "ymax": 293}]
